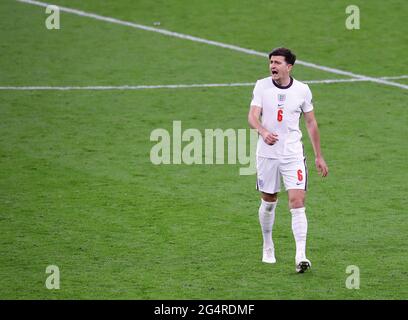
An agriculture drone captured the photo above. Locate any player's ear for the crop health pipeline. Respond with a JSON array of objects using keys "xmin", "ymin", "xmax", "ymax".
[{"xmin": 287, "ymin": 64, "xmax": 293, "ymax": 72}]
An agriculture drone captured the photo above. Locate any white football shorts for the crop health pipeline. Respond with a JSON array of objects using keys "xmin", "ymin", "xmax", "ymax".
[{"xmin": 256, "ymin": 156, "xmax": 308, "ymax": 194}]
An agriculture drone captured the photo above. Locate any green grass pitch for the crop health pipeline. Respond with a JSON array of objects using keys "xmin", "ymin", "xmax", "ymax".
[{"xmin": 0, "ymin": 0, "xmax": 407, "ymax": 299}]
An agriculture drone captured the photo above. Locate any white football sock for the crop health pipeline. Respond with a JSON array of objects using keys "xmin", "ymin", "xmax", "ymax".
[
  {"xmin": 290, "ymin": 207, "xmax": 308, "ymax": 259},
  {"xmin": 259, "ymin": 199, "xmax": 278, "ymax": 250}
]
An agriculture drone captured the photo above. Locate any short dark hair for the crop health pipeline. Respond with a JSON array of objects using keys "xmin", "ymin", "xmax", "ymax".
[{"xmin": 268, "ymin": 47, "xmax": 296, "ymax": 65}]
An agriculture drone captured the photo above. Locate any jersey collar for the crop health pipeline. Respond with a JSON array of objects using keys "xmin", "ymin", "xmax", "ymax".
[{"xmin": 272, "ymin": 76, "xmax": 293, "ymax": 89}]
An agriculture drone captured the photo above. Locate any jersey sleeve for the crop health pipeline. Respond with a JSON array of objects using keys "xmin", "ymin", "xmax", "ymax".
[
  {"xmin": 250, "ymin": 80, "xmax": 263, "ymax": 107},
  {"xmin": 301, "ymin": 85, "xmax": 314, "ymax": 113}
]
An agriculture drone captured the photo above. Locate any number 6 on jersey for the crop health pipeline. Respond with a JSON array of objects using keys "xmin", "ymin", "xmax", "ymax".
[{"xmin": 277, "ymin": 109, "xmax": 283, "ymax": 122}]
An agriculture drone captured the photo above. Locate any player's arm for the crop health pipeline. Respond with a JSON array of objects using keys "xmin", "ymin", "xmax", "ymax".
[
  {"xmin": 303, "ymin": 111, "xmax": 329, "ymax": 177},
  {"xmin": 248, "ymin": 105, "xmax": 278, "ymax": 145}
]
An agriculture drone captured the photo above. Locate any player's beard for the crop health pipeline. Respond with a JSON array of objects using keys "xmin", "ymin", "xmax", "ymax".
[
  {"xmin": 272, "ymin": 70, "xmax": 290, "ymax": 86},
  {"xmin": 271, "ymin": 71, "xmax": 280, "ymax": 82}
]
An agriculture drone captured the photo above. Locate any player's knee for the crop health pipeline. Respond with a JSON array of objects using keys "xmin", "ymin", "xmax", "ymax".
[
  {"xmin": 262, "ymin": 192, "xmax": 278, "ymax": 203},
  {"xmin": 289, "ymin": 198, "xmax": 304, "ymax": 209}
]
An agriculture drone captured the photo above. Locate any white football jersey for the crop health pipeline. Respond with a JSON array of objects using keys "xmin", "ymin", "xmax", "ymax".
[{"xmin": 250, "ymin": 76, "xmax": 313, "ymax": 159}]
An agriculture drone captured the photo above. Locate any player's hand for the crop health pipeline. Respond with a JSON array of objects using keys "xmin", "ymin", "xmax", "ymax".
[
  {"xmin": 260, "ymin": 130, "xmax": 279, "ymax": 145},
  {"xmin": 315, "ymin": 156, "xmax": 328, "ymax": 177}
]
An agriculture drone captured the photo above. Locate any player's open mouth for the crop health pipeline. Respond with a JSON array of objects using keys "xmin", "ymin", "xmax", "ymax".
[{"xmin": 272, "ymin": 71, "xmax": 278, "ymax": 75}]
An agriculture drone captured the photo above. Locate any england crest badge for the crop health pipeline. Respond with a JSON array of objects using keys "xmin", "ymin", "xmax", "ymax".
[{"xmin": 278, "ymin": 94, "xmax": 286, "ymax": 102}]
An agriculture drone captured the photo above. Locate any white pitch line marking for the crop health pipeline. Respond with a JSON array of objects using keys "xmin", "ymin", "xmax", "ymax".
[
  {"xmin": 15, "ymin": 0, "xmax": 408, "ymax": 90},
  {"xmin": 0, "ymin": 83, "xmax": 253, "ymax": 90},
  {"xmin": 1, "ymin": 76, "xmax": 407, "ymax": 90}
]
